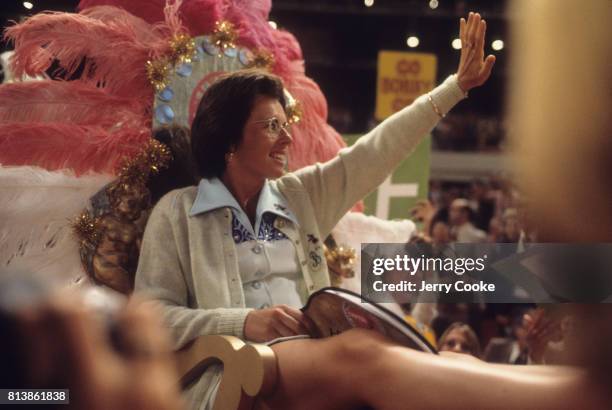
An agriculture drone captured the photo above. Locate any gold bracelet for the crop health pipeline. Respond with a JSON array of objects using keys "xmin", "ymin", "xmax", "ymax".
[{"xmin": 427, "ymin": 93, "xmax": 444, "ymax": 119}]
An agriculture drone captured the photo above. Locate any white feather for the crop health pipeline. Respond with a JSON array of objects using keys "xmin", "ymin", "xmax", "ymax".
[
  {"xmin": 0, "ymin": 165, "xmax": 113, "ymax": 284},
  {"xmin": 332, "ymin": 212, "xmax": 416, "ymax": 317},
  {"xmin": 332, "ymin": 213, "xmax": 416, "ymax": 290}
]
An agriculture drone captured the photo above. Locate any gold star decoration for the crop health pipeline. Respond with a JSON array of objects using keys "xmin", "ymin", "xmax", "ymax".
[
  {"xmin": 211, "ymin": 20, "xmax": 238, "ymax": 54},
  {"xmin": 72, "ymin": 139, "xmax": 172, "ymax": 248},
  {"xmin": 286, "ymin": 100, "xmax": 303, "ymax": 124},
  {"xmin": 246, "ymin": 49, "xmax": 275, "ymax": 71},
  {"xmin": 168, "ymin": 33, "xmax": 196, "ymax": 66},
  {"xmin": 324, "ymin": 244, "xmax": 356, "ymax": 284},
  {"xmin": 145, "ymin": 58, "xmax": 171, "ymax": 91},
  {"xmin": 72, "ymin": 210, "xmax": 102, "ymax": 247},
  {"xmin": 283, "ymin": 89, "xmax": 303, "ymax": 124},
  {"xmin": 116, "ymin": 139, "xmax": 173, "ymax": 186}
]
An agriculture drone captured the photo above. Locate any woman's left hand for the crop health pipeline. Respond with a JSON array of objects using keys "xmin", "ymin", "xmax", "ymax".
[{"xmin": 456, "ymin": 12, "xmax": 496, "ymax": 93}]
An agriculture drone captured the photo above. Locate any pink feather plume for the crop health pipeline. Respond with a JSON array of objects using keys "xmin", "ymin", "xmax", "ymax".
[
  {"xmin": 79, "ymin": 6, "xmax": 165, "ymax": 44},
  {"xmin": 0, "ymin": 122, "xmax": 151, "ymax": 175},
  {"xmin": 178, "ymin": 0, "xmax": 223, "ymax": 36},
  {"xmin": 64, "ymin": 1, "xmax": 356, "ymax": 207},
  {"xmin": 4, "ymin": 11, "xmax": 164, "ymax": 101},
  {"xmin": 78, "ymin": 0, "xmax": 168, "ymax": 25},
  {"xmin": 0, "ymin": 80, "xmax": 148, "ymax": 128}
]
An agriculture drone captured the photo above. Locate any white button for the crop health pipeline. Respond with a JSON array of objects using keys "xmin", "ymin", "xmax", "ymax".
[
  {"xmin": 251, "ymin": 281, "xmax": 262, "ymax": 289},
  {"xmin": 252, "ymin": 244, "xmax": 263, "ymax": 254}
]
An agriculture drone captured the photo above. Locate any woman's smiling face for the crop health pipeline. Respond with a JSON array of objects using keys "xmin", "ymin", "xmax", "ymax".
[{"xmin": 232, "ymin": 95, "xmax": 292, "ymax": 180}]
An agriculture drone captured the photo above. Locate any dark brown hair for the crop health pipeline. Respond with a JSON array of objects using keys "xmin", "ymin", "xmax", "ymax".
[
  {"xmin": 190, "ymin": 69, "xmax": 286, "ymax": 178},
  {"xmin": 148, "ymin": 126, "xmax": 199, "ymax": 204}
]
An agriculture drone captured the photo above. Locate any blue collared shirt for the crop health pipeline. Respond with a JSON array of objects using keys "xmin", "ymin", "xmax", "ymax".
[
  {"xmin": 190, "ymin": 177, "xmax": 299, "ymax": 243},
  {"xmin": 189, "ymin": 178, "xmax": 304, "ymax": 310}
]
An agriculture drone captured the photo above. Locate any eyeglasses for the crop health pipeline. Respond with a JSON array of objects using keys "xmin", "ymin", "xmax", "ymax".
[{"xmin": 252, "ymin": 117, "xmax": 292, "ymax": 139}]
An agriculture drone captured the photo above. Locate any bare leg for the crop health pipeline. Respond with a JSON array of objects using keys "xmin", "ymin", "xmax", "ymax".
[
  {"xmin": 370, "ymin": 345, "xmax": 596, "ymax": 410},
  {"xmin": 255, "ymin": 328, "xmax": 604, "ymax": 410},
  {"xmin": 256, "ymin": 328, "xmax": 393, "ymax": 410}
]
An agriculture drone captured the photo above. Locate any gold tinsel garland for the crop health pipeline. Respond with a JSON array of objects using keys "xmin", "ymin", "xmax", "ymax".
[
  {"xmin": 146, "ymin": 58, "xmax": 171, "ymax": 91},
  {"xmin": 211, "ymin": 20, "xmax": 238, "ymax": 54},
  {"xmin": 324, "ymin": 245, "xmax": 357, "ymax": 287},
  {"xmin": 72, "ymin": 139, "xmax": 172, "ymax": 247},
  {"xmin": 246, "ymin": 49, "xmax": 275, "ymax": 71},
  {"xmin": 286, "ymin": 100, "xmax": 303, "ymax": 124},
  {"xmin": 115, "ymin": 139, "xmax": 172, "ymax": 186},
  {"xmin": 72, "ymin": 210, "xmax": 102, "ymax": 248},
  {"xmin": 325, "ymin": 246, "xmax": 357, "ymax": 274},
  {"xmin": 147, "ymin": 33, "xmax": 197, "ymax": 91},
  {"xmin": 168, "ymin": 33, "xmax": 196, "ymax": 66}
]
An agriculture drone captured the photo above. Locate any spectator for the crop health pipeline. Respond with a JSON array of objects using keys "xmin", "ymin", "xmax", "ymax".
[
  {"xmin": 449, "ymin": 198, "xmax": 487, "ymax": 242},
  {"xmin": 486, "ymin": 216, "xmax": 502, "ymax": 242},
  {"xmin": 470, "ymin": 178, "xmax": 496, "ymax": 231},
  {"xmin": 482, "ymin": 307, "xmax": 563, "ymax": 365},
  {"xmin": 431, "ymin": 303, "xmax": 470, "ymax": 339},
  {"xmin": 410, "ymin": 199, "xmax": 437, "ymax": 237},
  {"xmin": 409, "ymin": 202, "xmax": 450, "ymax": 247},
  {"xmin": 522, "ymin": 308, "xmax": 564, "ymax": 364},
  {"xmin": 438, "ymin": 322, "xmax": 481, "ymax": 358},
  {"xmin": 431, "ymin": 218, "xmax": 452, "ymax": 247},
  {"xmin": 499, "ymin": 208, "xmax": 521, "ymax": 243}
]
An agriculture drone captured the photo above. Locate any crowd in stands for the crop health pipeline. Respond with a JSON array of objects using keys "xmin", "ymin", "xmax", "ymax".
[
  {"xmin": 432, "ymin": 113, "xmax": 507, "ymax": 152},
  {"xmin": 406, "ymin": 176, "xmax": 560, "ymax": 365},
  {"xmin": 427, "ymin": 305, "xmax": 564, "ymax": 365},
  {"xmin": 412, "ymin": 176, "xmax": 531, "ymax": 246}
]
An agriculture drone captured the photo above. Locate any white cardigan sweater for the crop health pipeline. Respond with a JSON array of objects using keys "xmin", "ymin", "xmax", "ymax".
[{"xmin": 134, "ymin": 74, "xmax": 466, "ymax": 408}]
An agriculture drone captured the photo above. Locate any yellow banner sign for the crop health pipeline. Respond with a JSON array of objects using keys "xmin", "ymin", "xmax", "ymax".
[{"xmin": 375, "ymin": 51, "xmax": 437, "ymax": 120}]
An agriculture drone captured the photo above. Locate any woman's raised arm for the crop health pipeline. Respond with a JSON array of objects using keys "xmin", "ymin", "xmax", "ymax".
[{"xmin": 285, "ymin": 14, "xmax": 495, "ymax": 238}]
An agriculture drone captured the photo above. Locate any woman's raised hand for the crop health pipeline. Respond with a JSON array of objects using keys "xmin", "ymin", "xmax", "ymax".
[{"xmin": 457, "ymin": 12, "xmax": 496, "ymax": 93}]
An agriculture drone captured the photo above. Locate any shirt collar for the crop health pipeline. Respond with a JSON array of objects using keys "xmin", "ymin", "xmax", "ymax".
[
  {"xmin": 189, "ymin": 178, "xmax": 299, "ymax": 227},
  {"xmin": 256, "ymin": 181, "xmax": 299, "ymax": 227},
  {"xmin": 189, "ymin": 177, "xmax": 241, "ymax": 216}
]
